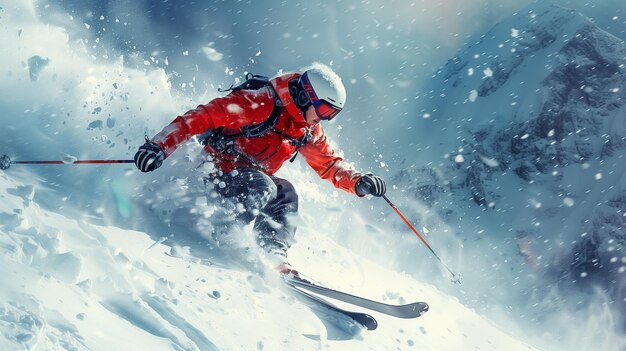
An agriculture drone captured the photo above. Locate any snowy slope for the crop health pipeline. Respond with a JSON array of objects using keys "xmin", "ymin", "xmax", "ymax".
[{"xmin": 0, "ymin": 173, "xmax": 539, "ymax": 351}]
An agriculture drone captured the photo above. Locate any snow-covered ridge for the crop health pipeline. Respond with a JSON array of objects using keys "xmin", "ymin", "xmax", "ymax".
[{"xmin": 440, "ymin": 3, "xmax": 585, "ymax": 97}]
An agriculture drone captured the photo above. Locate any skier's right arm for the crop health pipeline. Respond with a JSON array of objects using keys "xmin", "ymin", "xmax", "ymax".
[
  {"xmin": 134, "ymin": 89, "xmax": 274, "ymax": 172},
  {"xmin": 151, "ymin": 90, "xmax": 273, "ymax": 157}
]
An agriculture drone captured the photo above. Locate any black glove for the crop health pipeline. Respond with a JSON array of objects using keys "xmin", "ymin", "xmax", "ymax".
[
  {"xmin": 134, "ymin": 141, "xmax": 165, "ymax": 172},
  {"xmin": 355, "ymin": 174, "xmax": 386, "ymax": 197}
]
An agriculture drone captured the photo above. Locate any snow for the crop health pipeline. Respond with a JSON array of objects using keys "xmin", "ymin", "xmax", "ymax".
[
  {"xmin": 226, "ymin": 104, "xmax": 243, "ymax": 114},
  {"xmin": 202, "ymin": 46, "xmax": 224, "ymax": 62},
  {"xmin": 480, "ymin": 156, "xmax": 500, "ymax": 168},
  {"xmin": 26, "ymin": 55, "xmax": 49, "ymax": 81},
  {"xmin": 0, "ymin": 173, "xmax": 539, "ymax": 351},
  {"xmin": 563, "ymin": 197, "xmax": 575, "ymax": 207},
  {"xmin": 468, "ymin": 90, "xmax": 478, "ymax": 102},
  {"xmin": 62, "ymin": 154, "xmax": 78, "ymax": 164},
  {"xmin": 302, "ymin": 62, "xmax": 345, "ymax": 92}
]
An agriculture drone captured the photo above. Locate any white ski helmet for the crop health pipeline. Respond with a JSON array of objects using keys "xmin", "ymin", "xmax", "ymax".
[{"xmin": 297, "ymin": 66, "xmax": 346, "ymax": 120}]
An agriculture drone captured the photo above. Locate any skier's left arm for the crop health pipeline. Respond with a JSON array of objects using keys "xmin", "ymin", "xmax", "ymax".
[{"xmin": 299, "ymin": 125, "xmax": 386, "ymax": 197}]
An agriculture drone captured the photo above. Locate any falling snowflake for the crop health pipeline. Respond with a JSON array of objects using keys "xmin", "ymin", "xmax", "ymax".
[
  {"xmin": 226, "ymin": 104, "xmax": 243, "ymax": 114},
  {"xmin": 480, "ymin": 156, "xmax": 499, "ymax": 168},
  {"xmin": 529, "ymin": 198, "xmax": 542, "ymax": 209},
  {"xmin": 61, "ymin": 153, "xmax": 78, "ymax": 164},
  {"xmin": 468, "ymin": 90, "xmax": 478, "ymax": 102},
  {"xmin": 202, "ymin": 46, "xmax": 223, "ymax": 62}
]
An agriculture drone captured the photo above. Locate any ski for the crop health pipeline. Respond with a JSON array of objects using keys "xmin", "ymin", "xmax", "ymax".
[
  {"xmin": 285, "ymin": 274, "xmax": 429, "ymax": 319},
  {"xmin": 285, "ymin": 280, "xmax": 378, "ymax": 330}
]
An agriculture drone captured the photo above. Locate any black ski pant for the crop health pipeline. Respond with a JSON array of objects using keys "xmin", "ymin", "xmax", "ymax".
[{"xmin": 207, "ymin": 168, "xmax": 298, "ymax": 257}]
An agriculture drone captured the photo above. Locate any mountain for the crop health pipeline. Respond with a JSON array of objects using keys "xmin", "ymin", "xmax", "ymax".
[{"xmin": 385, "ymin": 1, "xmax": 626, "ymax": 342}]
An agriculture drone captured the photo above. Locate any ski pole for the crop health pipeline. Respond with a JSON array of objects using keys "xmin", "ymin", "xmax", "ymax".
[
  {"xmin": 382, "ymin": 194, "xmax": 461, "ymax": 284},
  {"xmin": 0, "ymin": 154, "xmax": 133, "ymax": 170}
]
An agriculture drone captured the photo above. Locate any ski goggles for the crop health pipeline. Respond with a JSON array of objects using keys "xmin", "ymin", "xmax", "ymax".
[{"xmin": 300, "ymin": 74, "xmax": 342, "ymax": 120}]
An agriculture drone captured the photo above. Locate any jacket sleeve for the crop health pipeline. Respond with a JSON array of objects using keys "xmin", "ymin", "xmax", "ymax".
[
  {"xmin": 299, "ymin": 125, "xmax": 363, "ymax": 195},
  {"xmin": 151, "ymin": 88, "xmax": 275, "ymax": 157}
]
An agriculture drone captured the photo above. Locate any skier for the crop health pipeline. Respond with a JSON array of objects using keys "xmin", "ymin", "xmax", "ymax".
[{"xmin": 134, "ymin": 63, "xmax": 386, "ymax": 272}]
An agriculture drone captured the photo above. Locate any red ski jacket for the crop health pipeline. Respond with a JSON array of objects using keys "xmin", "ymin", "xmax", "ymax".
[{"xmin": 151, "ymin": 73, "xmax": 362, "ymax": 195}]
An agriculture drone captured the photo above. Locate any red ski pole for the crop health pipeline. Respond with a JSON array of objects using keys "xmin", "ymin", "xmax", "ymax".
[
  {"xmin": 382, "ymin": 194, "xmax": 461, "ymax": 284},
  {"xmin": 1, "ymin": 154, "xmax": 133, "ymax": 170}
]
